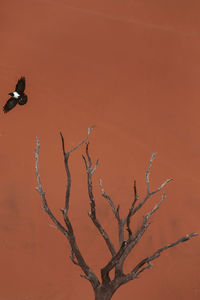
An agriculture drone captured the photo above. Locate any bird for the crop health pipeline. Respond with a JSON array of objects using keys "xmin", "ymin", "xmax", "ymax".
[{"xmin": 3, "ymin": 77, "xmax": 28, "ymax": 113}]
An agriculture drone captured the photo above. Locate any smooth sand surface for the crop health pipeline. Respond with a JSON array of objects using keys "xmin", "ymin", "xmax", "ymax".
[{"xmin": 0, "ymin": 0, "xmax": 199, "ymax": 299}]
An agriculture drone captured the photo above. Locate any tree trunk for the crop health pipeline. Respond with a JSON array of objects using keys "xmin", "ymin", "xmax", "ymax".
[{"xmin": 94, "ymin": 285, "xmax": 114, "ymax": 300}]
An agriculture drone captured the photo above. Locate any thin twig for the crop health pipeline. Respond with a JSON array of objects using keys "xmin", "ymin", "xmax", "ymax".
[
  {"xmin": 126, "ymin": 180, "xmax": 138, "ymax": 237},
  {"xmin": 62, "ymin": 126, "xmax": 95, "ymax": 155},
  {"xmin": 99, "ymin": 179, "xmax": 120, "ymax": 221},
  {"xmin": 145, "ymin": 152, "xmax": 156, "ymax": 194},
  {"xmin": 145, "ymin": 191, "xmax": 166, "ymax": 220},
  {"xmin": 151, "ymin": 178, "xmax": 173, "ymax": 195},
  {"xmin": 80, "ymin": 274, "xmax": 91, "ymax": 281}
]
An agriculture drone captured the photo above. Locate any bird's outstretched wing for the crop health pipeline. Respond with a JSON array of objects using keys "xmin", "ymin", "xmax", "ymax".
[
  {"xmin": 18, "ymin": 94, "xmax": 28, "ymax": 105},
  {"xmin": 3, "ymin": 97, "xmax": 18, "ymax": 113},
  {"xmin": 15, "ymin": 77, "xmax": 25, "ymax": 93}
]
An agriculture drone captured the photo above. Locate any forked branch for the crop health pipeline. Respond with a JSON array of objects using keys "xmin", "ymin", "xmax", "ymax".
[
  {"xmin": 35, "ymin": 137, "xmax": 69, "ymax": 238},
  {"xmin": 122, "ymin": 232, "xmax": 198, "ymax": 284},
  {"xmin": 35, "ymin": 130, "xmax": 198, "ymax": 300},
  {"xmin": 35, "ymin": 128, "xmax": 100, "ymax": 290},
  {"xmin": 96, "ymin": 152, "xmax": 197, "ymax": 287},
  {"xmin": 83, "ymin": 143, "xmax": 116, "ymax": 257},
  {"xmin": 99, "ymin": 179, "xmax": 124, "ymax": 247}
]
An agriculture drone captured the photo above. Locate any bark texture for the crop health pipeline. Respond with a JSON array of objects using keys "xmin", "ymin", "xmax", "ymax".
[{"xmin": 94, "ymin": 286, "xmax": 114, "ymax": 300}]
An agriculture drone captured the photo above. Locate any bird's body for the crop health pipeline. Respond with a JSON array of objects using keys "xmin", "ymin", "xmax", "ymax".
[
  {"xmin": 12, "ymin": 91, "xmax": 20, "ymax": 99},
  {"xmin": 3, "ymin": 77, "xmax": 28, "ymax": 113}
]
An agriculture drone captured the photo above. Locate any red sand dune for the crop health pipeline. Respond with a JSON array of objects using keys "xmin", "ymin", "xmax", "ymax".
[{"xmin": 0, "ymin": 0, "xmax": 200, "ymax": 299}]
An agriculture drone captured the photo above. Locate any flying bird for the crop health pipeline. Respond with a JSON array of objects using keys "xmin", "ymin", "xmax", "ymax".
[{"xmin": 3, "ymin": 77, "xmax": 28, "ymax": 113}]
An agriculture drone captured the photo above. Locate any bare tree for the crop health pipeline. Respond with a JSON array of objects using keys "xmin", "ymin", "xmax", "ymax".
[{"xmin": 35, "ymin": 127, "xmax": 197, "ymax": 300}]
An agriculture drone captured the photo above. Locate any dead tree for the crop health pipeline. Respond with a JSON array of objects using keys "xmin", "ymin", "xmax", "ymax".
[{"xmin": 35, "ymin": 127, "xmax": 197, "ymax": 300}]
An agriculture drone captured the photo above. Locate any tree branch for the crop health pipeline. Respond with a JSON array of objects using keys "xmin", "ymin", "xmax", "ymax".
[
  {"xmin": 60, "ymin": 126, "xmax": 95, "ymax": 214},
  {"xmin": 80, "ymin": 274, "xmax": 91, "ymax": 281},
  {"xmin": 145, "ymin": 152, "xmax": 156, "ymax": 195},
  {"xmin": 126, "ymin": 232, "xmax": 198, "ymax": 281},
  {"xmin": 60, "ymin": 209, "xmax": 100, "ymax": 288},
  {"xmin": 35, "ymin": 137, "xmax": 69, "ymax": 238},
  {"xmin": 126, "ymin": 180, "xmax": 138, "ymax": 238},
  {"xmin": 69, "ymin": 245, "xmax": 79, "ymax": 266},
  {"xmin": 99, "ymin": 179, "xmax": 124, "ymax": 247},
  {"xmin": 63, "ymin": 126, "xmax": 95, "ymax": 155},
  {"xmin": 83, "ymin": 144, "xmax": 116, "ymax": 257},
  {"xmin": 35, "ymin": 130, "xmax": 100, "ymax": 290},
  {"xmin": 115, "ymin": 191, "xmax": 166, "ymax": 276},
  {"xmin": 99, "ymin": 179, "xmax": 120, "ymax": 221},
  {"xmin": 129, "ymin": 153, "xmax": 173, "ymax": 218},
  {"xmin": 35, "ymin": 132, "xmax": 198, "ymax": 298},
  {"xmin": 101, "ymin": 241, "xmax": 127, "ymax": 283}
]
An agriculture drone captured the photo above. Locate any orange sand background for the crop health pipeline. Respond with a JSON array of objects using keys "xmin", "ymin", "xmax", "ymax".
[{"xmin": 0, "ymin": 0, "xmax": 199, "ymax": 299}]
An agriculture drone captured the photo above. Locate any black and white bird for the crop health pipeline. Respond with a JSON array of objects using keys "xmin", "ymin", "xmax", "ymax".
[{"xmin": 3, "ymin": 77, "xmax": 28, "ymax": 113}]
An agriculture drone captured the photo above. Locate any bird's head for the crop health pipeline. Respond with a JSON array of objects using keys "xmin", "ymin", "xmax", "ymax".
[{"xmin": 8, "ymin": 92, "xmax": 13, "ymax": 96}]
